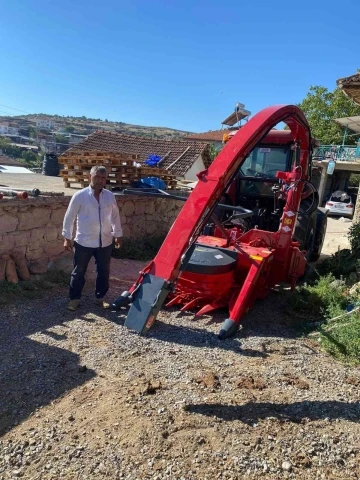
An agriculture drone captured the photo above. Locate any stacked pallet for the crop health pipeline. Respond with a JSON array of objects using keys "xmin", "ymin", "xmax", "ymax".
[{"xmin": 59, "ymin": 151, "xmax": 178, "ymax": 191}]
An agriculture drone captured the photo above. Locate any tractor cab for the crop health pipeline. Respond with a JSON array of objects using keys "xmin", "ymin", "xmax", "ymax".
[{"xmin": 213, "ymin": 130, "xmax": 299, "ymax": 236}]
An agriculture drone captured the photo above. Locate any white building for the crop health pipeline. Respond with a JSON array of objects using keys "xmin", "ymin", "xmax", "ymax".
[
  {"xmin": 0, "ymin": 123, "xmax": 19, "ymax": 135},
  {"xmin": 36, "ymin": 119, "xmax": 56, "ymax": 129}
]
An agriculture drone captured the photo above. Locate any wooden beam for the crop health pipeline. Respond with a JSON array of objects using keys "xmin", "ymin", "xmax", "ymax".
[
  {"xmin": 157, "ymin": 151, "xmax": 171, "ymax": 166},
  {"xmin": 165, "ymin": 146, "xmax": 190, "ymax": 171}
]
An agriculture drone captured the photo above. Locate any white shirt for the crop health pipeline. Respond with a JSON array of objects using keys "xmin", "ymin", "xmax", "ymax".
[{"xmin": 62, "ymin": 186, "xmax": 123, "ymax": 248}]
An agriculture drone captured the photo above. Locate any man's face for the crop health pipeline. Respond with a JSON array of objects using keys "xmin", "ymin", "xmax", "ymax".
[{"xmin": 90, "ymin": 171, "xmax": 107, "ymax": 192}]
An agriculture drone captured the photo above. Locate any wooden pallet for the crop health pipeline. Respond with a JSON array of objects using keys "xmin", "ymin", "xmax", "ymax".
[
  {"xmin": 63, "ymin": 179, "xmax": 89, "ymax": 189},
  {"xmin": 109, "ymin": 166, "xmax": 139, "ymax": 174},
  {"xmin": 62, "ymin": 151, "xmax": 140, "ymax": 160},
  {"xmin": 139, "ymin": 167, "xmax": 166, "ymax": 176}
]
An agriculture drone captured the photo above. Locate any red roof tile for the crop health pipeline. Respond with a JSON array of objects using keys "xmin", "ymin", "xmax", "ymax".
[
  {"xmin": 0, "ymin": 155, "xmax": 24, "ymax": 167},
  {"xmin": 183, "ymin": 129, "xmax": 233, "ymax": 142},
  {"xmin": 63, "ymin": 131, "xmax": 211, "ymax": 176}
]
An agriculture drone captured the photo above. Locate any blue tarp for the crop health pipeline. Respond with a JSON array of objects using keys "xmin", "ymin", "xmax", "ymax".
[
  {"xmin": 144, "ymin": 154, "xmax": 162, "ymax": 167},
  {"xmin": 131, "ymin": 176, "xmax": 166, "ymax": 190}
]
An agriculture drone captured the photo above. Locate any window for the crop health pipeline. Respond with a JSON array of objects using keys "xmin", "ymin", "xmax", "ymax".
[{"xmin": 240, "ymin": 147, "xmax": 289, "ymax": 178}]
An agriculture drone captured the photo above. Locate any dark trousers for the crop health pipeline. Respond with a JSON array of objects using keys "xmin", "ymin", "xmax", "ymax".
[{"xmin": 69, "ymin": 242, "xmax": 113, "ymax": 300}]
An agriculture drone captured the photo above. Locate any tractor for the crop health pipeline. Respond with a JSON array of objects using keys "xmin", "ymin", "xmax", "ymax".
[{"xmin": 112, "ymin": 105, "xmax": 328, "ymax": 339}]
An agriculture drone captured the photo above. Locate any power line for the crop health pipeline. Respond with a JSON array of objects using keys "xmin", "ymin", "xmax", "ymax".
[
  {"xmin": 0, "ymin": 110, "xmax": 17, "ymax": 116},
  {"xmin": 0, "ymin": 103, "xmax": 30, "ymax": 114}
]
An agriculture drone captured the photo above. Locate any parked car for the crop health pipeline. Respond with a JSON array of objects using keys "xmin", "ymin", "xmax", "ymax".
[{"xmin": 325, "ymin": 190, "xmax": 354, "ymax": 218}]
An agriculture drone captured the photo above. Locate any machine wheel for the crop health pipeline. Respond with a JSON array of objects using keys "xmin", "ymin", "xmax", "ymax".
[
  {"xmin": 293, "ymin": 195, "xmax": 318, "ymax": 250},
  {"xmin": 309, "ymin": 212, "xmax": 327, "ymax": 262}
]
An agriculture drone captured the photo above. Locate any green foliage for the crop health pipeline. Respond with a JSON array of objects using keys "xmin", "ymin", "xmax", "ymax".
[
  {"xmin": 348, "ymin": 222, "xmax": 360, "ymax": 254},
  {"xmin": 298, "ymin": 86, "xmax": 360, "ymax": 144},
  {"xmin": 288, "ymin": 225, "xmax": 360, "ymax": 363},
  {"xmin": 315, "ymin": 249, "xmax": 357, "ymax": 278},
  {"xmin": 289, "ymin": 274, "xmax": 348, "ymax": 321},
  {"xmin": 63, "ymin": 125, "xmax": 76, "ymax": 133},
  {"xmin": 111, "ymin": 236, "xmax": 166, "ymax": 261},
  {"xmin": 314, "ymin": 223, "xmax": 360, "ymax": 278},
  {"xmin": 0, "ymin": 135, "xmax": 11, "ymax": 150},
  {"xmin": 349, "ymin": 173, "xmax": 360, "ymax": 186},
  {"xmin": 209, "ymin": 143, "xmax": 222, "ymax": 161},
  {"xmin": 0, "ymin": 269, "xmax": 69, "ymax": 306},
  {"xmin": 0, "ymin": 136, "xmax": 23, "ymax": 158},
  {"xmin": 28, "ymin": 126, "xmax": 38, "ymax": 138},
  {"xmin": 21, "ymin": 150, "xmax": 38, "ymax": 163},
  {"xmin": 55, "ymin": 134, "xmax": 69, "ymax": 144},
  {"xmin": 317, "ymin": 314, "xmax": 360, "ymax": 363},
  {"xmin": 288, "ymin": 274, "xmax": 360, "ymax": 363}
]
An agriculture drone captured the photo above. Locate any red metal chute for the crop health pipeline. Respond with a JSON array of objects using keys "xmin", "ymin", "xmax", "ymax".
[{"xmin": 113, "ymin": 105, "xmax": 312, "ymax": 338}]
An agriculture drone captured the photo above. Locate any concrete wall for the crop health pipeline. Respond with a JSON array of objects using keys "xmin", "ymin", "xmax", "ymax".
[
  {"xmin": 184, "ymin": 155, "xmax": 205, "ymax": 181},
  {"xmin": 0, "ymin": 195, "xmax": 184, "ymax": 272}
]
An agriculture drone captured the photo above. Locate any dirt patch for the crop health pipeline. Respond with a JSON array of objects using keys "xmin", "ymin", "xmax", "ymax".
[
  {"xmin": 237, "ymin": 375, "xmax": 267, "ymax": 390},
  {"xmin": 0, "ymin": 220, "xmax": 359, "ymax": 479}
]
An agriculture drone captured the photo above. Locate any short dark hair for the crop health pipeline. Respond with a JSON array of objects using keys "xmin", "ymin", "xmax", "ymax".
[{"xmin": 90, "ymin": 166, "xmax": 107, "ymax": 176}]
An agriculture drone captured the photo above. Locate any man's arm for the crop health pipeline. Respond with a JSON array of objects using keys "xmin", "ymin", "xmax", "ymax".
[
  {"xmin": 62, "ymin": 195, "xmax": 80, "ymax": 251},
  {"xmin": 111, "ymin": 196, "xmax": 123, "ymax": 247}
]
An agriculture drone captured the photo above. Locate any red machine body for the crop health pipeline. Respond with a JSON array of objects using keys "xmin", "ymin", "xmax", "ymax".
[{"xmin": 115, "ymin": 105, "xmax": 313, "ymax": 338}]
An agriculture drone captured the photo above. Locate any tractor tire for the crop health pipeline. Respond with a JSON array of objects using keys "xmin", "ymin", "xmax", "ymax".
[
  {"xmin": 309, "ymin": 210, "xmax": 328, "ymax": 262},
  {"xmin": 293, "ymin": 195, "xmax": 318, "ymax": 251}
]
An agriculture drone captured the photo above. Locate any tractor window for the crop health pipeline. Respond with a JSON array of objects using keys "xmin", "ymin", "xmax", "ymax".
[{"xmin": 240, "ymin": 147, "xmax": 289, "ymax": 177}]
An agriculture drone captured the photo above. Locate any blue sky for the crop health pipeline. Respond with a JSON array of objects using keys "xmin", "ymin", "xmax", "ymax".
[{"xmin": 0, "ymin": 0, "xmax": 359, "ymax": 132}]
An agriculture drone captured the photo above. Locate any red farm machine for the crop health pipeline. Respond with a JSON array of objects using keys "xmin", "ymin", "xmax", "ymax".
[{"xmin": 112, "ymin": 105, "xmax": 328, "ymax": 339}]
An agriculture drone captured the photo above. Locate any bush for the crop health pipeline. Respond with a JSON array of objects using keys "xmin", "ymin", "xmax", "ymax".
[
  {"xmin": 348, "ymin": 222, "xmax": 360, "ymax": 254},
  {"xmin": 314, "ymin": 222, "xmax": 360, "ymax": 279},
  {"xmin": 289, "ymin": 274, "xmax": 348, "ymax": 323},
  {"xmin": 318, "ymin": 313, "xmax": 360, "ymax": 362}
]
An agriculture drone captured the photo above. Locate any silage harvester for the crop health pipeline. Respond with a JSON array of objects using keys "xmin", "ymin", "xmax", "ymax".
[{"xmin": 112, "ymin": 105, "xmax": 327, "ymax": 339}]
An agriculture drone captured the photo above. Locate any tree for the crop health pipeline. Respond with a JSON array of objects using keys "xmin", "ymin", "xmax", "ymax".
[
  {"xmin": 63, "ymin": 125, "xmax": 76, "ymax": 133},
  {"xmin": 55, "ymin": 134, "xmax": 69, "ymax": 144},
  {"xmin": 21, "ymin": 150, "xmax": 38, "ymax": 163},
  {"xmin": 0, "ymin": 135, "xmax": 11, "ymax": 151},
  {"xmin": 28, "ymin": 126, "xmax": 38, "ymax": 138},
  {"xmin": 298, "ymin": 86, "xmax": 360, "ymax": 144}
]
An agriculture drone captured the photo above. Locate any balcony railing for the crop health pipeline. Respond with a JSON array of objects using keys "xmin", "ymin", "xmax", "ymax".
[{"xmin": 313, "ymin": 145, "xmax": 360, "ymax": 162}]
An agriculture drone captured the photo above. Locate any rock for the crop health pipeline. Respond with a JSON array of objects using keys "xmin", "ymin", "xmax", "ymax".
[
  {"xmin": 0, "ymin": 255, "xmax": 6, "ymax": 281},
  {"xmin": 194, "ymin": 372, "xmax": 220, "ymax": 389},
  {"xmin": 349, "ymin": 281, "xmax": 360, "ymax": 296},
  {"xmin": 5, "ymin": 256, "xmax": 18, "ymax": 284},
  {"xmin": 12, "ymin": 252, "xmax": 31, "ymax": 281},
  {"xmin": 329, "ymin": 279, "xmax": 345, "ymax": 288},
  {"xmin": 282, "ymin": 461, "xmax": 292, "ymax": 471},
  {"xmin": 349, "ymin": 272, "xmax": 358, "ymax": 284},
  {"xmin": 28, "ymin": 258, "xmax": 48, "ymax": 275}
]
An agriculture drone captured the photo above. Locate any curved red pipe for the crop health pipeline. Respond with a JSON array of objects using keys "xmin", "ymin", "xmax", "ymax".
[{"xmin": 151, "ymin": 105, "xmax": 311, "ymax": 280}]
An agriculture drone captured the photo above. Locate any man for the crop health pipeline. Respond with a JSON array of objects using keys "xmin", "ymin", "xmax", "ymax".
[{"xmin": 62, "ymin": 165, "xmax": 123, "ymax": 311}]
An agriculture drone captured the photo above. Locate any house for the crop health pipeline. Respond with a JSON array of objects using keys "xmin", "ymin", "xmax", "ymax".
[
  {"xmin": 0, "ymin": 122, "xmax": 19, "ymax": 135},
  {"xmin": 337, "ymin": 72, "xmax": 360, "ymax": 105},
  {"xmin": 0, "ymin": 154, "xmax": 33, "ymax": 174},
  {"xmin": 184, "ymin": 129, "xmax": 236, "ymax": 152},
  {"xmin": 35, "ymin": 119, "xmax": 56, "ymax": 130},
  {"xmin": 64, "ymin": 131, "xmax": 212, "ymax": 180}
]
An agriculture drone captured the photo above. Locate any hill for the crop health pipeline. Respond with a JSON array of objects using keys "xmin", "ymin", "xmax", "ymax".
[{"xmin": 0, "ymin": 113, "xmax": 193, "ymax": 140}]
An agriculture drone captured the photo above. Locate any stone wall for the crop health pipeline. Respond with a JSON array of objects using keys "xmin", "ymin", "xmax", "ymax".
[{"xmin": 0, "ymin": 195, "xmax": 184, "ymax": 271}]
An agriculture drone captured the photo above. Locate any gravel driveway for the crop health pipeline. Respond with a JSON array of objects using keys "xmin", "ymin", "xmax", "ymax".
[{"xmin": 1, "ymin": 218, "xmax": 359, "ymax": 480}]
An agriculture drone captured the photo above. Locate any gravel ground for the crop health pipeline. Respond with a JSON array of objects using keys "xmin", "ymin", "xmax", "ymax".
[{"xmin": 1, "ymin": 219, "xmax": 360, "ymax": 480}]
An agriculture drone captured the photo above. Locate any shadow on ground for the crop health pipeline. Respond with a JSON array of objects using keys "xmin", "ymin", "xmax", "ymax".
[
  {"xmin": 145, "ymin": 320, "xmax": 268, "ymax": 358},
  {"xmin": 187, "ymin": 400, "xmax": 360, "ymax": 424},
  {"xmin": 0, "ymin": 296, "xmax": 96, "ymax": 436}
]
